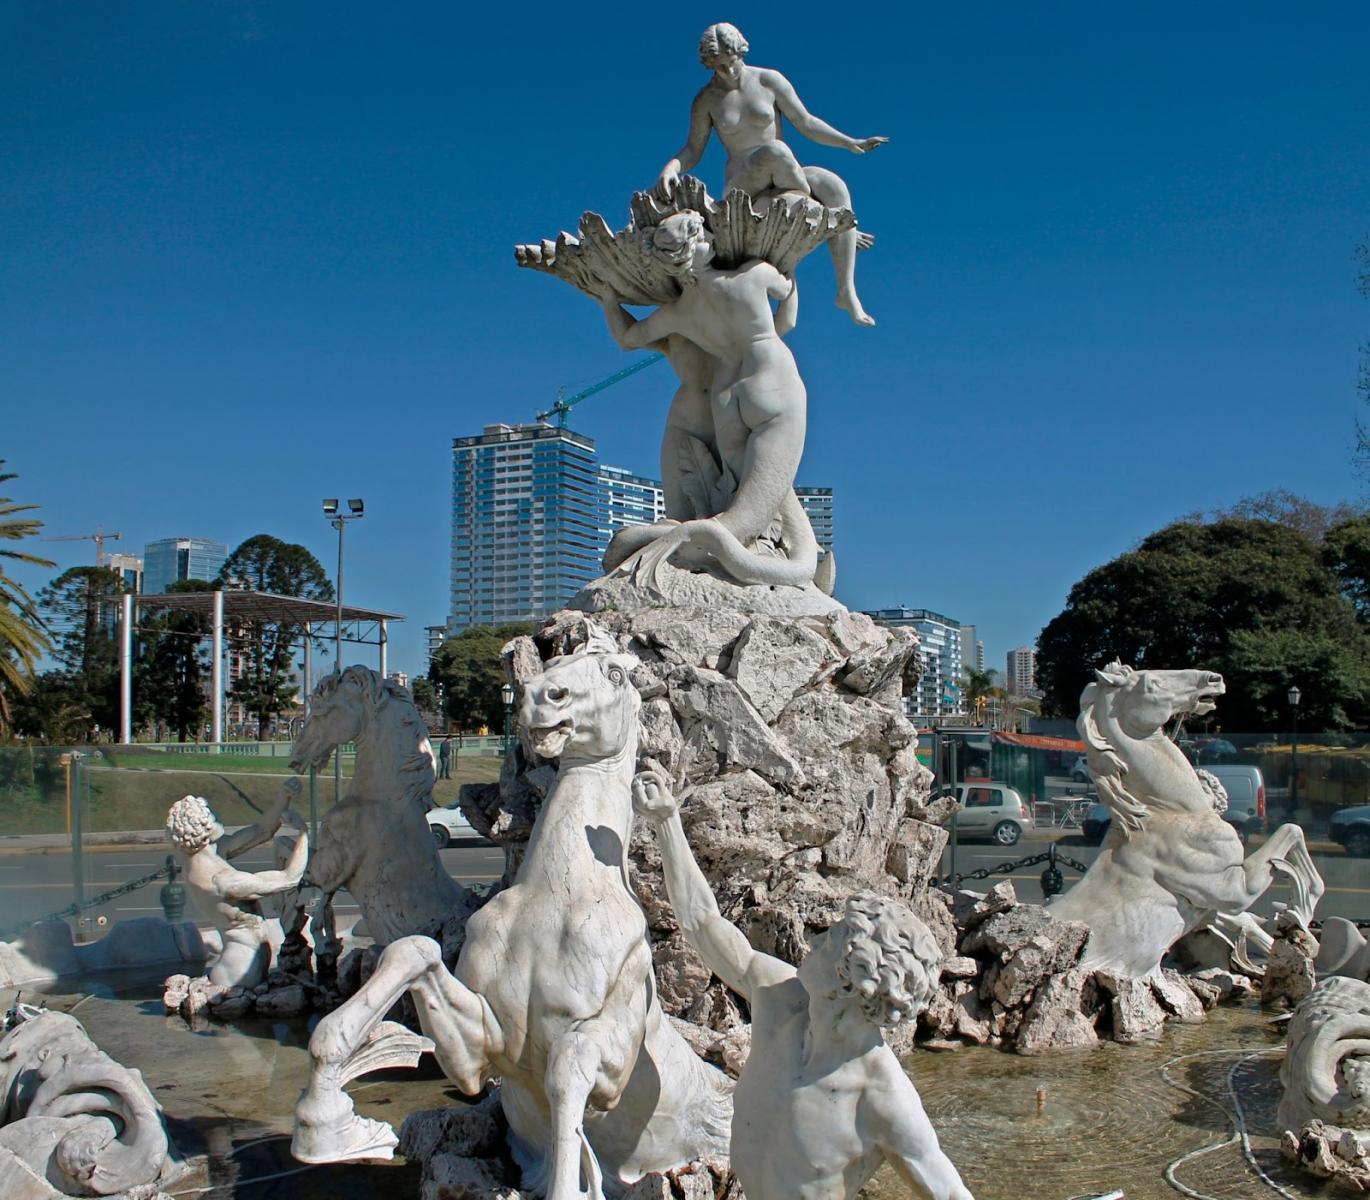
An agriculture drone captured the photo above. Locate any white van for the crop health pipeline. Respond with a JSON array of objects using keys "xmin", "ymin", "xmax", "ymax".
[{"xmin": 1204, "ymin": 765, "xmax": 1265, "ymax": 837}]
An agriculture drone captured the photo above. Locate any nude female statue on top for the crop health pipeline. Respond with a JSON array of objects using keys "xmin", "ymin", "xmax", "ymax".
[{"xmin": 658, "ymin": 22, "xmax": 888, "ymax": 326}]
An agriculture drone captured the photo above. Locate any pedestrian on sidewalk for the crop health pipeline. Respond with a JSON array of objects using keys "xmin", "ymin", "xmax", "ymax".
[{"xmin": 438, "ymin": 734, "xmax": 453, "ymax": 780}]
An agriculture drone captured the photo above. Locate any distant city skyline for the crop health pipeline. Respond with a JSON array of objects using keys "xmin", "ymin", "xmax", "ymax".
[{"xmin": 5, "ymin": 5, "xmax": 1366, "ymax": 678}]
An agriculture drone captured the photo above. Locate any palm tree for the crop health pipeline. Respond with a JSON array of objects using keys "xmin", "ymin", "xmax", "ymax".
[
  {"xmin": 961, "ymin": 666, "xmax": 999, "ymax": 725},
  {"xmin": 0, "ymin": 461, "xmax": 55, "ymax": 728}
]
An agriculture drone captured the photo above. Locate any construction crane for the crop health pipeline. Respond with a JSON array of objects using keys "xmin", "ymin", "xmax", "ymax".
[
  {"xmin": 44, "ymin": 529, "xmax": 123, "ymax": 566},
  {"xmin": 535, "ymin": 353, "xmax": 665, "ymax": 427}
]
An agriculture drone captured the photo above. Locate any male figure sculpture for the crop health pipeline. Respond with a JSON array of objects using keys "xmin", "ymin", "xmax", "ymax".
[
  {"xmin": 659, "ymin": 22, "xmax": 887, "ymax": 325},
  {"xmin": 632, "ymin": 766, "xmax": 974, "ymax": 1200},
  {"xmin": 166, "ymin": 786, "xmax": 309, "ymax": 988}
]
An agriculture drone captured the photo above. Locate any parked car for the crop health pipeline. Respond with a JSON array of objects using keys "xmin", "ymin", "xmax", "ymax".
[
  {"xmin": 951, "ymin": 782, "xmax": 1032, "ymax": 846},
  {"xmin": 1192, "ymin": 737, "xmax": 1240, "ymax": 763},
  {"xmin": 1080, "ymin": 764, "xmax": 1265, "ymax": 846},
  {"xmin": 1069, "ymin": 755, "xmax": 1090, "ymax": 783},
  {"xmin": 427, "ymin": 803, "xmax": 477, "ymax": 848},
  {"xmin": 1329, "ymin": 805, "xmax": 1370, "ymax": 857}
]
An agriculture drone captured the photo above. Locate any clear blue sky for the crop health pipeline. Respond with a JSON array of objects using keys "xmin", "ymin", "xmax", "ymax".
[{"xmin": 3, "ymin": 2, "xmax": 1367, "ymax": 678}]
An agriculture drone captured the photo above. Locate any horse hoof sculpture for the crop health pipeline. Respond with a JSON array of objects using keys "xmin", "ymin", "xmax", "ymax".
[
  {"xmin": 1050, "ymin": 662, "xmax": 1324, "ymax": 979},
  {"xmin": 293, "ymin": 627, "xmax": 731, "ymax": 1197}
]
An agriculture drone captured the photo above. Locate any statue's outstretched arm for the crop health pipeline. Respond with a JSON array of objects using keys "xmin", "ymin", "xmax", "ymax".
[
  {"xmin": 658, "ymin": 91, "xmax": 713, "ymax": 190},
  {"xmin": 601, "ymin": 295, "xmax": 677, "ymax": 353},
  {"xmin": 219, "ymin": 777, "xmax": 300, "ymax": 860},
  {"xmin": 216, "ymin": 831, "xmax": 309, "ymax": 902},
  {"xmin": 762, "ymin": 69, "xmax": 888, "ymax": 154},
  {"xmin": 632, "ymin": 768, "xmax": 793, "ymax": 1000}
]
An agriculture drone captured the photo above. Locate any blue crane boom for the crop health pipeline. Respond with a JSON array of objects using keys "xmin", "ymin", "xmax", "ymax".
[{"xmin": 536, "ymin": 353, "xmax": 665, "ymax": 427}]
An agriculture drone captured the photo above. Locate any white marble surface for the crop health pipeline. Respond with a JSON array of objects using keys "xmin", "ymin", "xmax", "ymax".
[
  {"xmin": 294, "ymin": 629, "xmax": 730, "ymax": 1199},
  {"xmin": 0, "ymin": 1005, "xmax": 170, "ymax": 1197},
  {"xmin": 1051, "ymin": 663, "xmax": 1324, "ymax": 978},
  {"xmin": 166, "ymin": 788, "xmax": 307, "ymax": 989},
  {"xmin": 289, "ymin": 667, "xmax": 474, "ymax": 945},
  {"xmin": 633, "ymin": 765, "xmax": 973, "ymax": 1200}
]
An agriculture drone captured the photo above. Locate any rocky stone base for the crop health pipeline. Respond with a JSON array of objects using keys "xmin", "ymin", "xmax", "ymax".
[
  {"xmin": 914, "ymin": 882, "xmax": 1251, "ymax": 1054},
  {"xmin": 1282, "ymin": 1121, "xmax": 1370, "ymax": 1192},
  {"xmin": 163, "ymin": 928, "xmax": 341, "ymax": 1022},
  {"xmin": 1260, "ymin": 910, "xmax": 1318, "ymax": 1008},
  {"xmin": 460, "ymin": 603, "xmax": 948, "ymax": 1044},
  {"xmin": 398, "ymin": 1091, "xmax": 740, "ymax": 1200}
]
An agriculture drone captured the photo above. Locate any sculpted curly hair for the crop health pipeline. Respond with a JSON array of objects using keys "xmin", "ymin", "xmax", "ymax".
[
  {"xmin": 166, "ymin": 795, "xmax": 220, "ymax": 852},
  {"xmin": 832, "ymin": 891, "xmax": 943, "ymax": 1028},
  {"xmin": 698, "ymin": 22, "xmax": 748, "ymax": 67}
]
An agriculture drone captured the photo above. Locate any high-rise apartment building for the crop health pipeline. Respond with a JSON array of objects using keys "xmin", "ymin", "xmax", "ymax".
[
  {"xmin": 447, "ymin": 421, "xmax": 837, "ymax": 636},
  {"xmin": 143, "ymin": 537, "xmax": 227, "ymax": 596},
  {"xmin": 796, "ymin": 487, "xmax": 834, "ymax": 552},
  {"xmin": 1006, "ymin": 645, "xmax": 1038, "ymax": 696},
  {"xmin": 864, "ymin": 607, "xmax": 965, "ymax": 724},
  {"xmin": 449, "ymin": 424, "xmax": 605, "ymax": 632},
  {"xmin": 600, "ymin": 465, "xmax": 665, "ymax": 536},
  {"xmin": 959, "ymin": 625, "xmax": 984, "ymax": 672}
]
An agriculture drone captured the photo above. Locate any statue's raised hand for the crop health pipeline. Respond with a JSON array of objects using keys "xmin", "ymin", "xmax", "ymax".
[
  {"xmin": 631, "ymin": 764, "xmax": 678, "ymax": 822},
  {"xmin": 849, "ymin": 136, "xmax": 889, "ymax": 154}
]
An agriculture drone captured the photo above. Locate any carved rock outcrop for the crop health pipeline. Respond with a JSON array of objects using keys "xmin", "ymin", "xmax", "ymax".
[{"xmin": 462, "ymin": 603, "xmax": 940, "ymax": 1040}]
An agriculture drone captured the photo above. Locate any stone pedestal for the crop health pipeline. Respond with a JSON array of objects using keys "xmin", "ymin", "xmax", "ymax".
[{"xmin": 460, "ymin": 594, "xmax": 949, "ymax": 1032}]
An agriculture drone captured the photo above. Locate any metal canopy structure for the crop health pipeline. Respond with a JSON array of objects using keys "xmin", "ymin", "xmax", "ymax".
[{"xmin": 117, "ymin": 590, "xmax": 406, "ymax": 744}]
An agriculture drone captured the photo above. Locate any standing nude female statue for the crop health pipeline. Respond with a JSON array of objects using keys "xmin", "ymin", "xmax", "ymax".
[
  {"xmin": 658, "ymin": 22, "xmax": 888, "ymax": 326},
  {"xmin": 598, "ymin": 211, "xmax": 821, "ymax": 588}
]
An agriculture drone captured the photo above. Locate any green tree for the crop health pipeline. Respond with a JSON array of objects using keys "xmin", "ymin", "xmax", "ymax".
[
  {"xmin": 960, "ymin": 666, "xmax": 998, "ymax": 725},
  {"xmin": 429, "ymin": 623, "xmax": 532, "ymax": 731},
  {"xmin": 135, "ymin": 579, "xmax": 213, "ymax": 742},
  {"xmin": 35, "ymin": 566, "xmax": 126, "ymax": 738},
  {"xmin": 218, "ymin": 535, "xmax": 334, "ymax": 734},
  {"xmin": 1036, "ymin": 518, "xmax": 1370, "ymax": 730},
  {"xmin": 1324, "ymin": 514, "xmax": 1370, "ymax": 621},
  {"xmin": 0, "ymin": 462, "xmax": 55, "ymax": 730},
  {"xmin": 410, "ymin": 675, "xmax": 439, "ymax": 719},
  {"xmin": 9, "ymin": 672, "xmax": 92, "ymax": 745}
]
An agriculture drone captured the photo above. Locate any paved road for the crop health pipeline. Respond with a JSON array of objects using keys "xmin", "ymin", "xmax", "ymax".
[
  {"xmin": 942, "ymin": 828, "xmax": 1370, "ymax": 922},
  {"xmin": 3, "ymin": 830, "xmax": 1365, "ymax": 937},
  {"xmin": 0, "ymin": 843, "xmax": 505, "ymax": 935}
]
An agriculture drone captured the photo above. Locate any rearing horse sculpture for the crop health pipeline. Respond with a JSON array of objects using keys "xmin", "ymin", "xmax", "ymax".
[
  {"xmin": 1050, "ymin": 662, "xmax": 1323, "ymax": 979},
  {"xmin": 293, "ymin": 628, "xmax": 731, "ymax": 1199},
  {"xmin": 289, "ymin": 666, "xmax": 475, "ymax": 944}
]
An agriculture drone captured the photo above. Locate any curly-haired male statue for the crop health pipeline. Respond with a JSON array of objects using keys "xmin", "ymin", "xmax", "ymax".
[
  {"xmin": 166, "ymin": 784, "xmax": 309, "ymax": 988},
  {"xmin": 632, "ymin": 765, "xmax": 974, "ymax": 1200}
]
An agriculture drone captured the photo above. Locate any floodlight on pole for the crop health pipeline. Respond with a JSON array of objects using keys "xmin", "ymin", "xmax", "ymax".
[
  {"xmin": 1287, "ymin": 683, "xmax": 1301, "ymax": 822},
  {"xmin": 323, "ymin": 499, "xmax": 339, "ymax": 515},
  {"xmin": 347, "ymin": 498, "xmax": 364, "ymax": 514}
]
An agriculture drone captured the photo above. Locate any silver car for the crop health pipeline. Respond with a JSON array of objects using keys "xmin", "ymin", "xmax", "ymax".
[{"xmin": 951, "ymin": 782, "xmax": 1033, "ymax": 846}]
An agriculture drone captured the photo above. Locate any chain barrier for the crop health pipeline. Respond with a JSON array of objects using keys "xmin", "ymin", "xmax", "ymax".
[
  {"xmin": 941, "ymin": 842, "xmax": 1092, "ymax": 898},
  {"xmin": 0, "ymin": 855, "xmax": 183, "ymax": 943}
]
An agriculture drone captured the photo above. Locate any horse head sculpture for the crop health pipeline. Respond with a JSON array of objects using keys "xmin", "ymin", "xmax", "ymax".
[
  {"xmin": 290, "ymin": 665, "xmax": 432, "ymax": 805},
  {"xmin": 520, "ymin": 626, "xmax": 641, "ymax": 764}
]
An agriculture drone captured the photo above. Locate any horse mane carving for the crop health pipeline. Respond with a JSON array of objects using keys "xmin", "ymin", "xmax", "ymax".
[{"xmin": 1076, "ymin": 661, "xmax": 1132, "ymax": 779}]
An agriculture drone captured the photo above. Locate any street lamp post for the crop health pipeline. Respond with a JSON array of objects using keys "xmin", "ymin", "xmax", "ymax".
[
  {"xmin": 322, "ymin": 498, "xmax": 364, "ymax": 810},
  {"xmin": 1287, "ymin": 684, "xmax": 1301, "ymax": 823},
  {"xmin": 501, "ymin": 683, "xmax": 515, "ymax": 754}
]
